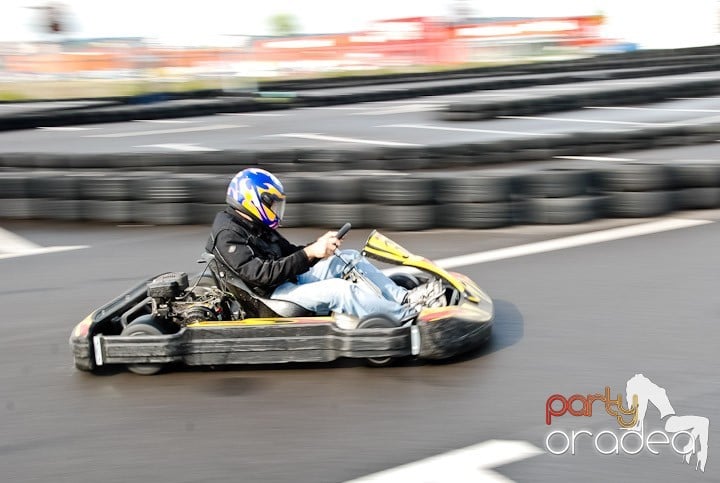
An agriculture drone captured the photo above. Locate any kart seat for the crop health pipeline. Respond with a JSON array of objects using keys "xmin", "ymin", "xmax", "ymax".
[{"xmin": 200, "ymin": 252, "xmax": 315, "ymax": 319}]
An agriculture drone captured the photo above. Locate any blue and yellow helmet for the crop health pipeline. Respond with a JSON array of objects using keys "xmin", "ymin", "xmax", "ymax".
[{"xmin": 226, "ymin": 168, "xmax": 286, "ymax": 229}]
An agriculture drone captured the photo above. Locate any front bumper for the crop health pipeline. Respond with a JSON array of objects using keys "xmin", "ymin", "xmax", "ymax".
[{"xmin": 415, "ymin": 275, "xmax": 494, "ymax": 359}]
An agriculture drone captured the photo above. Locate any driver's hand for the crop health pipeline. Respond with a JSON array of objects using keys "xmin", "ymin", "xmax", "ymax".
[{"xmin": 304, "ymin": 231, "xmax": 342, "ymax": 259}]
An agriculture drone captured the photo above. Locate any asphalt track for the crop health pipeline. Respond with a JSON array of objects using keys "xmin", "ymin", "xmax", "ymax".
[
  {"xmin": 2, "ymin": 71, "xmax": 720, "ymax": 154},
  {"xmin": 1, "ymin": 205, "xmax": 718, "ymax": 483}
]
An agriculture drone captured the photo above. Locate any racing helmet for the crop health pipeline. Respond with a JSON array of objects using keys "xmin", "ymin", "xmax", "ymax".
[{"xmin": 226, "ymin": 168, "xmax": 286, "ymax": 229}]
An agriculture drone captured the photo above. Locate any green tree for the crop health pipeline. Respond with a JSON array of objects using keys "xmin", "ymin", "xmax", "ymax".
[{"xmin": 268, "ymin": 13, "xmax": 300, "ymax": 36}]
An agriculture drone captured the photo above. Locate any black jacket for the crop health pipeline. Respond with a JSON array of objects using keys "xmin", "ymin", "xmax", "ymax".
[{"xmin": 206, "ymin": 208, "xmax": 313, "ymax": 297}]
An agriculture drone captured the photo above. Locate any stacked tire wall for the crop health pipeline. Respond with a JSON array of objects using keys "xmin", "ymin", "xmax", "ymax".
[{"xmin": 2, "ymin": 161, "xmax": 719, "ymax": 229}]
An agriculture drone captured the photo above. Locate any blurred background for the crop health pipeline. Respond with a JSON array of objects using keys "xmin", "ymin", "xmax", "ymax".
[
  {"xmin": 2, "ymin": 0, "xmax": 719, "ymax": 99},
  {"xmin": 1, "ymin": 3, "xmax": 719, "ymax": 483}
]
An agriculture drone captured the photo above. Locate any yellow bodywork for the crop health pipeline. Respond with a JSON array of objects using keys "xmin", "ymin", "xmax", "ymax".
[
  {"xmin": 187, "ymin": 316, "xmax": 335, "ymax": 328},
  {"xmin": 362, "ymin": 230, "xmax": 479, "ymax": 302}
]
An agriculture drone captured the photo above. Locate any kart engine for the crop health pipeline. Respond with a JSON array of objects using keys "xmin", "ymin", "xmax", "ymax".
[{"xmin": 146, "ymin": 272, "xmax": 236, "ymax": 325}]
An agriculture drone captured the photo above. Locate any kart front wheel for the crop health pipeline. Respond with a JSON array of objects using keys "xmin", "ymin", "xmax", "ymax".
[
  {"xmin": 357, "ymin": 316, "xmax": 399, "ymax": 367},
  {"xmin": 120, "ymin": 316, "xmax": 167, "ymax": 375}
]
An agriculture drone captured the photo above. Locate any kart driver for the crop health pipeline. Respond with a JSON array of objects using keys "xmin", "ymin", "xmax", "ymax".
[{"xmin": 205, "ymin": 168, "xmax": 444, "ymax": 322}]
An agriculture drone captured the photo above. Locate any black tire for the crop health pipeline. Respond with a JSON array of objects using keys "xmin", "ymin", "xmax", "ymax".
[
  {"xmin": 137, "ymin": 176, "xmax": 192, "ymax": 202},
  {"xmin": 356, "ymin": 315, "xmax": 400, "ymax": 367},
  {"xmin": 186, "ymin": 175, "xmax": 232, "ymax": 204},
  {"xmin": 103, "ymin": 153, "xmax": 156, "ymax": 169},
  {"xmin": 596, "ymin": 163, "xmax": 669, "ymax": 192},
  {"xmin": 188, "ymin": 203, "xmax": 224, "ymax": 225},
  {"xmin": 363, "ymin": 176, "xmax": 435, "ymax": 205},
  {"xmin": 378, "ymin": 147, "xmax": 429, "ymax": 171},
  {"xmin": 435, "ymin": 174, "xmax": 511, "ymax": 203},
  {"xmin": 605, "ymin": 190, "xmax": 675, "ymax": 218},
  {"xmin": 31, "ymin": 198, "xmax": 82, "ymax": 221},
  {"xmin": 667, "ymin": 162, "xmax": 720, "ymax": 189},
  {"xmin": 27, "ymin": 172, "xmax": 79, "ymax": 199},
  {"xmin": 0, "ymin": 173, "xmax": 28, "ymax": 198},
  {"xmin": 0, "ymin": 198, "xmax": 35, "ymax": 219},
  {"xmin": 304, "ymin": 203, "xmax": 366, "ymax": 228},
  {"xmin": 137, "ymin": 202, "xmax": 192, "ymax": 225},
  {"xmin": 296, "ymin": 148, "xmax": 373, "ymax": 171},
  {"xmin": 675, "ymin": 187, "xmax": 720, "ymax": 209},
  {"xmin": 81, "ymin": 200, "xmax": 138, "ymax": 223},
  {"xmin": 280, "ymin": 202, "xmax": 309, "ymax": 228},
  {"xmin": 307, "ymin": 175, "xmax": 364, "ymax": 203},
  {"xmin": 255, "ymin": 149, "xmax": 297, "ymax": 165},
  {"xmin": 521, "ymin": 169, "xmax": 590, "ymax": 198},
  {"xmin": 120, "ymin": 316, "xmax": 167, "ymax": 376},
  {"xmin": 364, "ymin": 204, "xmax": 435, "ymax": 231},
  {"xmin": 438, "ymin": 202, "xmax": 512, "ymax": 229},
  {"xmin": 79, "ymin": 173, "xmax": 134, "ymax": 201},
  {"xmin": 73, "ymin": 357, "xmax": 94, "ymax": 372},
  {"xmin": 280, "ymin": 175, "xmax": 315, "ymax": 203},
  {"xmin": 524, "ymin": 196, "xmax": 605, "ymax": 225}
]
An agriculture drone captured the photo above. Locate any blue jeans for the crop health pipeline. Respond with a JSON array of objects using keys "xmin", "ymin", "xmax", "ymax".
[{"xmin": 271, "ymin": 249, "xmax": 413, "ymax": 321}]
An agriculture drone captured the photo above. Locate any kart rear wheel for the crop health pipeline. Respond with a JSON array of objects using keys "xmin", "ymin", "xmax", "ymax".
[
  {"xmin": 120, "ymin": 316, "xmax": 167, "ymax": 375},
  {"xmin": 357, "ymin": 316, "xmax": 399, "ymax": 367}
]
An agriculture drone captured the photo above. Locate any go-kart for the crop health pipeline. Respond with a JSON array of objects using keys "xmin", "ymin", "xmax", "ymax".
[{"xmin": 69, "ymin": 224, "xmax": 494, "ymax": 375}]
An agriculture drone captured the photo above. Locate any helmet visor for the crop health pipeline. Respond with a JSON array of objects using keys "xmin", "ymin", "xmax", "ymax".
[{"xmin": 270, "ymin": 198, "xmax": 286, "ymax": 222}]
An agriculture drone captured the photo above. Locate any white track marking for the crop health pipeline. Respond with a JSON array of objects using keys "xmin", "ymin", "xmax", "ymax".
[
  {"xmin": 137, "ymin": 143, "xmax": 220, "ymax": 152},
  {"xmin": 436, "ymin": 218, "xmax": 712, "ymax": 269},
  {"xmin": 353, "ymin": 104, "xmax": 439, "ymax": 116},
  {"xmin": 678, "ymin": 114, "xmax": 720, "ymax": 125},
  {"xmin": 0, "ymin": 227, "xmax": 87, "ymax": 260},
  {"xmin": 497, "ymin": 115, "xmax": 656, "ymax": 126},
  {"xmin": 533, "ymin": 86, "xmax": 592, "ymax": 92},
  {"xmin": 447, "ymin": 93, "xmax": 517, "ymax": 98},
  {"xmin": 222, "ymin": 112, "xmax": 289, "ymax": 117},
  {"xmin": 133, "ymin": 119, "xmax": 193, "ymax": 124},
  {"xmin": 300, "ymin": 106, "xmax": 370, "ymax": 110},
  {"xmin": 345, "ymin": 440, "xmax": 542, "ymax": 483},
  {"xmin": 370, "ymin": 99, "xmax": 439, "ymax": 105},
  {"xmin": 37, "ymin": 126, "xmax": 99, "ymax": 131},
  {"xmin": 600, "ymin": 80, "xmax": 654, "ymax": 85},
  {"xmin": 553, "ymin": 155, "xmax": 635, "ymax": 161},
  {"xmin": 267, "ymin": 133, "xmax": 421, "ymax": 147},
  {"xmin": 586, "ymin": 106, "xmax": 720, "ymax": 113},
  {"xmin": 0, "ymin": 227, "xmax": 39, "ymax": 252},
  {"xmin": 382, "ymin": 123, "xmax": 560, "ymax": 137},
  {"xmin": 87, "ymin": 124, "xmax": 246, "ymax": 138}
]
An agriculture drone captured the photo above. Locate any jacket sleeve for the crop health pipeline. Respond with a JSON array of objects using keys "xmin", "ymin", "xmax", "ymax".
[{"xmin": 213, "ymin": 228, "xmax": 312, "ymax": 290}]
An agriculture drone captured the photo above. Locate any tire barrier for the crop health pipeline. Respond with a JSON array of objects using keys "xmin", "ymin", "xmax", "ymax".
[
  {"xmin": 519, "ymin": 168, "xmax": 591, "ymax": 199},
  {"xmin": 3, "ymin": 160, "xmax": 719, "ymax": 229},
  {"xmin": 604, "ymin": 190, "xmax": 675, "ymax": 218},
  {"xmin": 435, "ymin": 173, "xmax": 512, "ymax": 203},
  {"xmin": 5, "ymin": 44, "xmax": 720, "ymax": 110},
  {"xmin": 595, "ymin": 163, "xmax": 670, "ymax": 192},
  {"xmin": 436, "ymin": 202, "xmax": 514, "ymax": 229},
  {"xmin": 0, "ymin": 98, "xmax": 289, "ymax": 133},
  {"xmin": 363, "ymin": 175, "xmax": 436, "ymax": 205},
  {"xmin": 260, "ymin": 44, "xmax": 720, "ymax": 92},
  {"xmin": 675, "ymin": 187, "xmax": 720, "ymax": 210},
  {"xmin": 5, "ymin": 50, "xmax": 720, "ymax": 131},
  {"xmin": 522, "ymin": 195, "xmax": 606, "ymax": 225},
  {"xmin": 3, "ymin": 118, "xmax": 720, "ymax": 176},
  {"xmin": 440, "ymin": 77, "xmax": 720, "ymax": 121}
]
